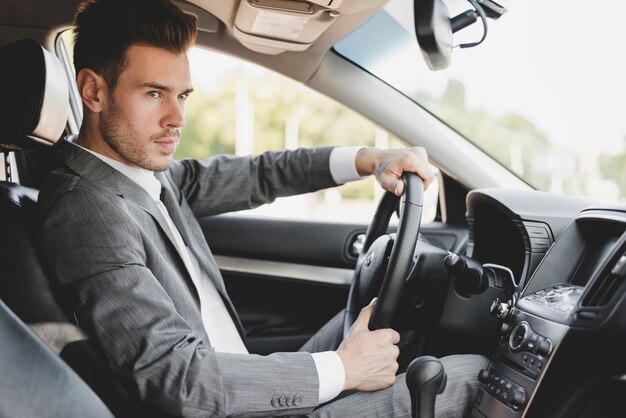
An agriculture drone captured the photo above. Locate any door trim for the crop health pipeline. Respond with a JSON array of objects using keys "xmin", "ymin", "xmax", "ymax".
[{"xmin": 214, "ymin": 255, "xmax": 353, "ymax": 286}]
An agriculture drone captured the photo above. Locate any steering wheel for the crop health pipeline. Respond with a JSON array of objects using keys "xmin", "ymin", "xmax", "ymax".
[{"xmin": 343, "ymin": 173, "xmax": 424, "ymax": 336}]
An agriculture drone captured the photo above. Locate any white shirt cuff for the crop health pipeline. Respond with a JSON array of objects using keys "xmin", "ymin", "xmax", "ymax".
[
  {"xmin": 329, "ymin": 146, "xmax": 366, "ymax": 184},
  {"xmin": 311, "ymin": 351, "xmax": 345, "ymax": 404}
]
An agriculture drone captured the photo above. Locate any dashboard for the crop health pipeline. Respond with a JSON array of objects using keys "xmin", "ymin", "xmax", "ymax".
[
  {"xmin": 466, "ymin": 188, "xmax": 591, "ymax": 288},
  {"xmin": 462, "ymin": 190, "xmax": 626, "ymax": 417}
]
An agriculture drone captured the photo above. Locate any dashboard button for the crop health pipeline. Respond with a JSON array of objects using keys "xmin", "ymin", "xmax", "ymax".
[{"xmin": 511, "ymin": 388, "xmax": 527, "ymax": 408}]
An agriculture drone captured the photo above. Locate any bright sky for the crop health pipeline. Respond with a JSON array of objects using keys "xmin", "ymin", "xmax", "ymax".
[{"xmin": 384, "ymin": 0, "xmax": 626, "ymax": 153}]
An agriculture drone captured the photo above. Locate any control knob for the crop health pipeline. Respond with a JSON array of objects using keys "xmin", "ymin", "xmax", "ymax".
[
  {"xmin": 536, "ymin": 337, "xmax": 553, "ymax": 357},
  {"xmin": 511, "ymin": 387, "xmax": 527, "ymax": 409}
]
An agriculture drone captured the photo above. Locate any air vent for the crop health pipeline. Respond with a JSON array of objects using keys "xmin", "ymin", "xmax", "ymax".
[
  {"xmin": 465, "ymin": 217, "xmax": 475, "ymax": 257},
  {"xmin": 581, "ymin": 255, "xmax": 626, "ymax": 307},
  {"xmin": 522, "ymin": 221, "xmax": 553, "ymax": 254}
]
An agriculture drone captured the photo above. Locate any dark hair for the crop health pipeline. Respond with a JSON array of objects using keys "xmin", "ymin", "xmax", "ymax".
[{"xmin": 73, "ymin": 0, "xmax": 197, "ymax": 88}]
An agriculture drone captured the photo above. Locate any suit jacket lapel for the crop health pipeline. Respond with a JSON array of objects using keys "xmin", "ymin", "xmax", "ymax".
[
  {"xmin": 60, "ymin": 140, "xmax": 247, "ymax": 342},
  {"xmin": 59, "ymin": 140, "xmax": 201, "ymax": 303}
]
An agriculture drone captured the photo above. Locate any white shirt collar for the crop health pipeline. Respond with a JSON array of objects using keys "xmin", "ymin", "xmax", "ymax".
[{"xmin": 67, "ymin": 135, "xmax": 162, "ymax": 201}]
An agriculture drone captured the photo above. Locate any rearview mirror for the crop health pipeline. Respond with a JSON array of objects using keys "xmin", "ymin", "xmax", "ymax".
[
  {"xmin": 414, "ymin": 0, "xmax": 507, "ymax": 71},
  {"xmin": 414, "ymin": 0, "xmax": 452, "ymax": 71}
]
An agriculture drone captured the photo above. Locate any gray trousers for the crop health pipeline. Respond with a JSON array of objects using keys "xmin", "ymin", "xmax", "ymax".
[{"xmin": 299, "ymin": 311, "xmax": 489, "ymax": 418}]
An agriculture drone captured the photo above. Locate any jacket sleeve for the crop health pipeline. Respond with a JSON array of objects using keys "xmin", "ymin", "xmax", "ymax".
[
  {"xmin": 165, "ymin": 147, "xmax": 338, "ymax": 217},
  {"xmin": 39, "ymin": 185, "xmax": 320, "ymax": 417}
]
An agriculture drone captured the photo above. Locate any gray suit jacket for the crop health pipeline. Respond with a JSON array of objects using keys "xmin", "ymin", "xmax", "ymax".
[{"xmin": 38, "ymin": 139, "xmax": 338, "ymax": 417}]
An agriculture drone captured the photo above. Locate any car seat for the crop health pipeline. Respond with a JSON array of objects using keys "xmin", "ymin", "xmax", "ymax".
[
  {"xmin": 0, "ymin": 37, "xmax": 115, "ymax": 417},
  {"xmin": 0, "ymin": 38, "xmax": 173, "ymax": 418}
]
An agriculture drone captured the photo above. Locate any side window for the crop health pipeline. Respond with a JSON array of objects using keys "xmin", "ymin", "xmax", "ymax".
[
  {"xmin": 183, "ymin": 48, "xmax": 439, "ymax": 223},
  {"xmin": 55, "ymin": 31, "xmax": 438, "ymax": 223}
]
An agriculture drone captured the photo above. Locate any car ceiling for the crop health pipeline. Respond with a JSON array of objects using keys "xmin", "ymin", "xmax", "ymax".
[{"xmin": 0, "ymin": 0, "xmax": 386, "ymax": 83}]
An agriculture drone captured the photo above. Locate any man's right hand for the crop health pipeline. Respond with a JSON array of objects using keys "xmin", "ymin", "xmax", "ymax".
[{"xmin": 336, "ymin": 299, "xmax": 401, "ymax": 392}]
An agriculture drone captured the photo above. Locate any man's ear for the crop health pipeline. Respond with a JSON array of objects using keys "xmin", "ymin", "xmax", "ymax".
[{"xmin": 76, "ymin": 68, "xmax": 107, "ymax": 113}]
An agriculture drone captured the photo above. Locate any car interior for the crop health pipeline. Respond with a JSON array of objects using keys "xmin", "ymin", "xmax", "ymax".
[{"xmin": 1, "ymin": 0, "xmax": 625, "ymax": 417}]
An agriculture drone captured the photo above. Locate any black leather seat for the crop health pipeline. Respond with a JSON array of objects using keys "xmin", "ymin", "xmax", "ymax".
[
  {"xmin": 0, "ymin": 38, "xmax": 115, "ymax": 417},
  {"xmin": 0, "ymin": 178, "xmax": 137, "ymax": 416},
  {"xmin": 0, "ymin": 37, "xmax": 179, "ymax": 418}
]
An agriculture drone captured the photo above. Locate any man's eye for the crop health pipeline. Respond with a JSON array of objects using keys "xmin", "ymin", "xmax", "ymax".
[
  {"xmin": 178, "ymin": 93, "xmax": 189, "ymax": 101},
  {"xmin": 147, "ymin": 91, "xmax": 161, "ymax": 98}
]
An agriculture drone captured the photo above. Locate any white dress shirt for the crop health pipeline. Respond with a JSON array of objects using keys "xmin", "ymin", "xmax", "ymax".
[{"xmin": 70, "ymin": 137, "xmax": 363, "ymax": 403}]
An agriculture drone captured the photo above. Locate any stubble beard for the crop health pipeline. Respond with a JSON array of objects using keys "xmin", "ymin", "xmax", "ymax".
[{"xmin": 101, "ymin": 107, "xmax": 174, "ymax": 172}]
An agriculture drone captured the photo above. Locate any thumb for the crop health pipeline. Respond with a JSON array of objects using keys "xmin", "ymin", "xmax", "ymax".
[
  {"xmin": 353, "ymin": 297, "xmax": 377, "ymax": 331},
  {"xmin": 378, "ymin": 171, "xmax": 404, "ymax": 197},
  {"xmin": 391, "ymin": 179, "xmax": 404, "ymax": 197}
]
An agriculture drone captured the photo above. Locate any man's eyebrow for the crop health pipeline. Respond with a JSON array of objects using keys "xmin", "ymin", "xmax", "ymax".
[{"xmin": 140, "ymin": 82, "xmax": 194, "ymax": 95}]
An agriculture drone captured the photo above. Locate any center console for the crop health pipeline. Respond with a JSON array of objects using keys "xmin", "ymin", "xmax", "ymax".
[{"xmin": 471, "ymin": 208, "xmax": 626, "ymax": 417}]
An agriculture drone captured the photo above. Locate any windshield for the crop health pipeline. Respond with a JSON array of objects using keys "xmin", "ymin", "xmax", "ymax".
[{"xmin": 335, "ymin": 0, "xmax": 626, "ymax": 203}]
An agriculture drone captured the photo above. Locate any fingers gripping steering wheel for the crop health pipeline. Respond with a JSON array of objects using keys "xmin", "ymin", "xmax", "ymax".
[{"xmin": 343, "ymin": 173, "xmax": 424, "ymax": 336}]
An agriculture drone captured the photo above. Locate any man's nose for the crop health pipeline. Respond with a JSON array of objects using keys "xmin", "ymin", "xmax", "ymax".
[{"xmin": 163, "ymin": 97, "xmax": 185, "ymax": 128}]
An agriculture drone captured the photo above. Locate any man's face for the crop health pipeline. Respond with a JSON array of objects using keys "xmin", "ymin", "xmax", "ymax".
[{"xmin": 100, "ymin": 45, "xmax": 193, "ymax": 171}]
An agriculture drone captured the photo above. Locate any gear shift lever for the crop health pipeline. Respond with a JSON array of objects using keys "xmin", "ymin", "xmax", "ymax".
[{"xmin": 406, "ymin": 356, "xmax": 447, "ymax": 418}]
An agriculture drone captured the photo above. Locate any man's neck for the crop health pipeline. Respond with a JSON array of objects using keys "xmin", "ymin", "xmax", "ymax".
[
  {"xmin": 75, "ymin": 127, "xmax": 135, "ymax": 168},
  {"xmin": 68, "ymin": 134, "xmax": 161, "ymax": 200}
]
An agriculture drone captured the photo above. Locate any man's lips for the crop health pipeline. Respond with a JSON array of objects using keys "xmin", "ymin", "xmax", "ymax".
[
  {"xmin": 153, "ymin": 138, "xmax": 178, "ymax": 153},
  {"xmin": 152, "ymin": 130, "xmax": 180, "ymax": 153}
]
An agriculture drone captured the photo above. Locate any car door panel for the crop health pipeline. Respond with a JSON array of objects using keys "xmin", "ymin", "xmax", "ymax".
[
  {"xmin": 200, "ymin": 214, "xmax": 364, "ymax": 268},
  {"xmin": 198, "ymin": 214, "xmax": 468, "ymax": 354}
]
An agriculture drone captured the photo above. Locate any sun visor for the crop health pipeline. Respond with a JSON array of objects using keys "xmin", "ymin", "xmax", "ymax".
[{"xmin": 233, "ymin": 0, "xmax": 385, "ymax": 55}]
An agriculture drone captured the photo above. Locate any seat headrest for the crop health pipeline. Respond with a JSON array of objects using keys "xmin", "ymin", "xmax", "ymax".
[{"xmin": 0, "ymin": 39, "xmax": 69, "ymax": 151}]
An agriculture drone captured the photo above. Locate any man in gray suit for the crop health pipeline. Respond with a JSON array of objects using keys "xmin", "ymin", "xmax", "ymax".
[{"xmin": 39, "ymin": 0, "xmax": 487, "ymax": 416}]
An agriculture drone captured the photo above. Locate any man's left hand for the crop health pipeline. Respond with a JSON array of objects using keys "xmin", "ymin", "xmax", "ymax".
[{"xmin": 355, "ymin": 147, "xmax": 434, "ymax": 196}]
